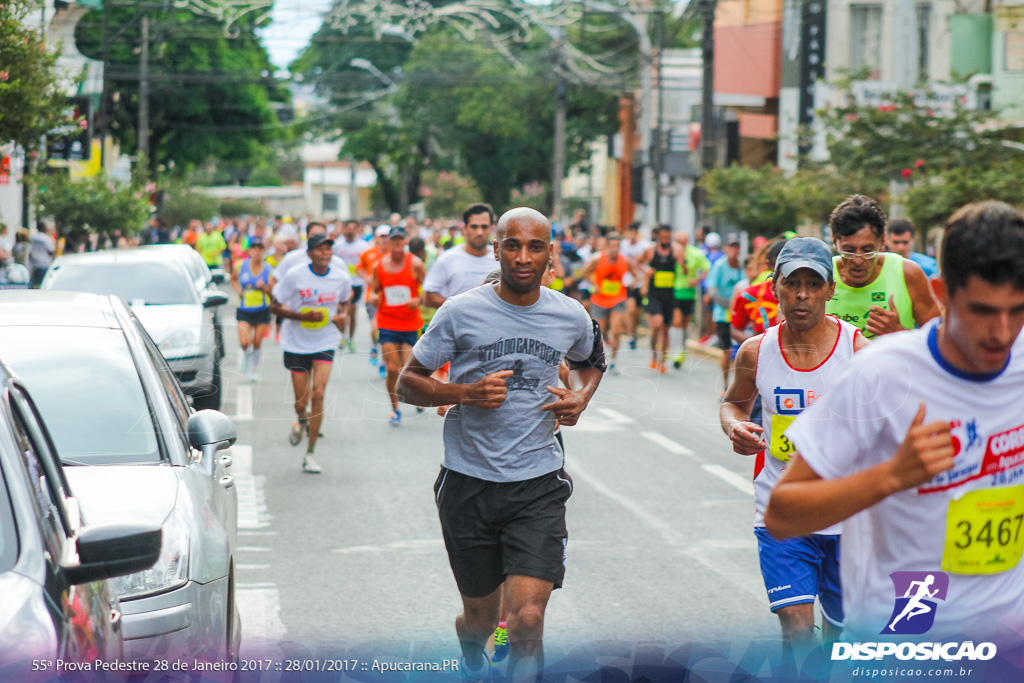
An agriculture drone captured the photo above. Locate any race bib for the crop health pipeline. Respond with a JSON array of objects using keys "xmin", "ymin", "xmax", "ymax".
[
  {"xmin": 600, "ymin": 279, "xmax": 623, "ymax": 296},
  {"xmin": 943, "ymin": 486, "xmax": 1024, "ymax": 575},
  {"xmin": 769, "ymin": 413, "xmax": 798, "ymax": 462},
  {"xmin": 653, "ymin": 271, "xmax": 674, "ymax": 289},
  {"xmin": 242, "ymin": 289, "xmax": 266, "ymax": 309},
  {"xmin": 384, "ymin": 285, "xmax": 412, "ymax": 306},
  {"xmin": 348, "ymin": 264, "xmax": 357, "ymax": 275},
  {"xmin": 299, "ymin": 306, "xmax": 330, "ymax": 330}
]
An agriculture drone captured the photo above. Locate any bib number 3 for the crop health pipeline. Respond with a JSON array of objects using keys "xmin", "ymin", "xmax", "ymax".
[
  {"xmin": 769, "ymin": 413, "xmax": 797, "ymax": 462},
  {"xmin": 943, "ymin": 486, "xmax": 1024, "ymax": 575}
]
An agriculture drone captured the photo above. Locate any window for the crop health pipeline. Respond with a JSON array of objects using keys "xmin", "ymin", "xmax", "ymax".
[
  {"xmin": 850, "ymin": 5, "xmax": 883, "ymax": 80},
  {"xmin": 322, "ymin": 193, "xmax": 339, "ymax": 213},
  {"xmin": 137, "ymin": 317, "xmax": 192, "ymax": 450},
  {"xmin": 917, "ymin": 3, "xmax": 932, "ymax": 81}
]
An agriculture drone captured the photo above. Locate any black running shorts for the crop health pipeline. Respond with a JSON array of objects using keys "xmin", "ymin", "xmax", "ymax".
[
  {"xmin": 646, "ymin": 291, "xmax": 675, "ymax": 320},
  {"xmin": 282, "ymin": 349, "xmax": 335, "ymax": 373},
  {"xmin": 433, "ymin": 466, "xmax": 573, "ymax": 598}
]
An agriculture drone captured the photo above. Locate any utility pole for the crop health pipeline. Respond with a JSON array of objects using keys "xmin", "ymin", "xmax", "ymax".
[
  {"xmin": 698, "ymin": 0, "xmax": 717, "ymax": 226},
  {"xmin": 654, "ymin": 10, "xmax": 665, "ymax": 224},
  {"xmin": 99, "ymin": 1, "xmax": 110, "ymax": 169},
  {"xmin": 138, "ymin": 13, "xmax": 150, "ymax": 179},
  {"xmin": 552, "ymin": 29, "xmax": 567, "ymax": 224}
]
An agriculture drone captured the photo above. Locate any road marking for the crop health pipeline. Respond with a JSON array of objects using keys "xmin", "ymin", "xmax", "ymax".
[
  {"xmin": 230, "ymin": 445, "xmax": 272, "ymax": 529},
  {"xmin": 574, "ymin": 407, "xmax": 638, "ymax": 433},
  {"xmin": 237, "ymin": 586, "xmax": 287, "ymax": 658},
  {"xmin": 332, "ymin": 539, "xmax": 444, "ymax": 554},
  {"xmin": 237, "ymin": 582, "xmax": 277, "ymax": 589},
  {"xmin": 239, "ymin": 531, "xmax": 278, "ymax": 536},
  {"xmin": 237, "ymin": 564, "xmax": 270, "ymax": 570},
  {"xmin": 640, "ymin": 431, "xmax": 695, "ymax": 456},
  {"xmin": 593, "ymin": 407, "xmax": 637, "ymax": 422},
  {"xmin": 232, "ymin": 384, "xmax": 253, "ymax": 421},
  {"xmin": 702, "ymin": 464, "xmax": 755, "ymax": 496},
  {"xmin": 238, "ymin": 546, "xmax": 272, "ymax": 552}
]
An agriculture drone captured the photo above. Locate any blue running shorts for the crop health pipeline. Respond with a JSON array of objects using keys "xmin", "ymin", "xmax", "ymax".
[{"xmin": 754, "ymin": 527, "xmax": 843, "ymax": 627}]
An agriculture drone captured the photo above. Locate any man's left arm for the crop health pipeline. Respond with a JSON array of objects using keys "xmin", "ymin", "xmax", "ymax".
[
  {"xmin": 542, "ymin": 318, "xmax": 605, "ymax": 426},
  {"xmin": 905, "ymin": 260, "xmax": 942, "ymax": 327}
]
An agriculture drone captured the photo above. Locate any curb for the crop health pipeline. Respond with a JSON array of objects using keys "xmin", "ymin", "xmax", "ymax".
[{"xmin": 685, "ymin": 338, "xmax": 725, "ymax": 361}]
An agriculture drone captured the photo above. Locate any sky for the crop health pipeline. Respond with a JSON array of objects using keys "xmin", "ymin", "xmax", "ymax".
[{"xmin": 259, "ymin": 0, "xmax": 334, "ymax": 70}]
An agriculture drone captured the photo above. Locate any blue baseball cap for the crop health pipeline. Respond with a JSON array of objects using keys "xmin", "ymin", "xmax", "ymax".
[{"xmin": 775, "ymin": 237, "xmax": 834, "ymax": 282}]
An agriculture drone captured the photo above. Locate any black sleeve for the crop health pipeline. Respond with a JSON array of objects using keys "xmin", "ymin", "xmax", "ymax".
[{"xmin": 566, "ymin": 318, "xmax": 607, "ymax": 373}]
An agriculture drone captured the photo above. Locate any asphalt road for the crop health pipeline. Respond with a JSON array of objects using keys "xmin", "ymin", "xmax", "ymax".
[{"xmin": 219, "ymin": 305, "xmax": 782, "ymax": 669}]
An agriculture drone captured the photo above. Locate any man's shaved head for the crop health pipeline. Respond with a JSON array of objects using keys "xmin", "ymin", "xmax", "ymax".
[{"xmin": 495, "ymin": 207, "xmax": 551, "ymax": 241}]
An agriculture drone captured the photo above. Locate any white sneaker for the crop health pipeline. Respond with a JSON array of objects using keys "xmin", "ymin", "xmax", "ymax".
[{"xmin": 302, "ymin": 455, "xmax": 322, "ymax": 474}]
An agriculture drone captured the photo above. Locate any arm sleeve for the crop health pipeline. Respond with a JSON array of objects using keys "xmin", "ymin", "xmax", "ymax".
[
  {"xmin": 566, "ymin": 308, "xmax": 607, "ymax": 372},
  {"xmin": 411, "ymin": 300, "xmax": 456, "ymax": 371}
]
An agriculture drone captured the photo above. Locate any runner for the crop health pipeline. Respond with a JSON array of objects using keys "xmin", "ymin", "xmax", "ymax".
[
  {"xmin": 370, "ymin": 225, "xmax": 425, "ymax": 426},
  {"xmin": 231, "ymin": 238, "xmax": 273, "ymax": 381},
  {"xmin": 671, "ymin": 232, "xmax": 711, "ymax": 368},
  {"xmin": 270, "ymin": 233, "xmax": 352, "ymax": 473},
  {"xmin": 423, "ymin": 204, "xmax": 498, "ymax": 309},
  {"xmin": 640, "ymin": 225, "xmax": 686, "ymax": 373},
  {"xmin": 706, "ymin": 234, "xmax": 744, "ymax": 390},
  {"xmin": 619, "ymin": 222, "xmax": 649, "ymax": 350},
  {"xmin": 766, "ymin": 201, "xmax": 1024, "ymax": 648},
  {"xmin": 721, "ymin": 237, "xmax": 868, "ymax": 658},
  {"xmin": 333, "ymin": 219, "xmax": 371, "ymax": 351},
  {"xmin": 581, "ymin": 233, "xmax": 639, "ymax": 373},
  {"xmin": 358, "ymin": 225, "xmax": 391, "ymax": 373},
  {"xmin": 885, "ymin": 217, "xmax": 939, "ymax": 278},
  {"xmin": 397, "ymin": 207, "xmax": 605, "ymax": 681},
  {"xmin": 826, "ymin": 195, "xmax": 941, "ymax": 338},
  {"xmin": 196, "ymin": 220, "xmax": 227, "ymax": 270}
]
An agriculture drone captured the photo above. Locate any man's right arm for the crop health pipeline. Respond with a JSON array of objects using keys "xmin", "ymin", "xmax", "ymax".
[
  {"xmin": 424, "ymin": 291, "xmax": 447, "ymax": 309},
  {"xmin": 720, "ymin": 337, "xmax": 764, "ymax": 455},
  {"xmin": 422, "ymin": 258, "xmax": 448, "ymax": 309},
  {"xmin": 398, "ymin": 354, "xmax": 512, "ymax": 408}
]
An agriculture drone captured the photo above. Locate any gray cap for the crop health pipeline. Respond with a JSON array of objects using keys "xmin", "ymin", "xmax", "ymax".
[{"xmin": 775, "ymin": 237, "xmax": 834, "ymax": 282}]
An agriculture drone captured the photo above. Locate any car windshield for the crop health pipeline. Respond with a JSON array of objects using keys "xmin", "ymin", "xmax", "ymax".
[
  {"xmin": 45, "ymin": 261, "xmax": 197, "ymax": 305},
  {"xmin": 0, "ymin": 328, "xmax": 161, "ymax": 465}
]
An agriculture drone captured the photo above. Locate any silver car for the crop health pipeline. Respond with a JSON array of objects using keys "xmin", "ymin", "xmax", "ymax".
[
  {"xmin": 41, "ymin": 250, "xmax": 228, "ymax": 410},
  {"xmin": 0, "ymin": 358, "xmax": 161, "ymax": 667},
  {"xmin": 0, "ymin": 291, "xmax": 240, "ymax": 663}
]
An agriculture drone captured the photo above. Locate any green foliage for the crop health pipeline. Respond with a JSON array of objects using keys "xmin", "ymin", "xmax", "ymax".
[
  {"xmin": 510, "ymin": 181, "xmax": 550, "ymax": 214},
  {"xmin": 75, "ymin": 8, "xmax": 288, "ymax": 176},
  {"xmin": 700, "ymin": 165, "xmax": 798, "ymax": 235},
  {"xmin": 36, "ymin": 174, "xmax": 151, "ymax": 235},
  {"xmin": 902, "ymin": 162, "xmax": 1024, "ymax": 230},
  {"xmin": 420, "ymin": 170, "xmax": 483, "ymax": 219},
  {"xmin": 157, "ymin": 179, "xmax": 220, "ymax": 228},
  {"xmin": 0, "ymin": 0, "xmax": 70, "ymax": 150},
  {"xmin": 219, "ymin": 198, "xmax": 266, "ymax": 217}
]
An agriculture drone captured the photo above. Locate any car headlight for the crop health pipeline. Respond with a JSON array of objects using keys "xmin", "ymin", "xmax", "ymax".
[
  {"xmin": 112, "ymin": 508, "xmax": 190, "ymax": 599},
  {"xmin": 160, "ymin": 328, "xmax": 205, "ymax": 360}
]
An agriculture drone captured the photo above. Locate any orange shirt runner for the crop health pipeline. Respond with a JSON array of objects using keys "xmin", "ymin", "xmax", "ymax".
[
  {"xmin": 376, "ymin": 253, "xmax": 424, "ymax": 332},
  {"xmin": 590, "ymin": 252, "xmax": 630, "ymax": 309}
]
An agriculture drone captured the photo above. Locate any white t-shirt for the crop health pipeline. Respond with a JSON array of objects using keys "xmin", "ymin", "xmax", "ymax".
[
  {"xmin": 422, "ymin": 245, "xmax": 498, "ymax": 299},
  {"xmin": 332, "ymin": 238, "xmax": 371, "ymax": 287},
  {"xmin": 787, "ymin": 320, "xmax": 1024, "ymax": 645},
  {"xmin": 271, "ymin": 264, "xmax": 352, "ymax": 354},
  {"xmin": 753, "ymin": 317, "xmax": 859, "ymax": 533},
  {"xmin": 620, "ymin": 238, "xmax": 651, "ymax": 262},
  {"xmin": 275, "ymin": 247, "xmax": 348, "ymax": 280}
]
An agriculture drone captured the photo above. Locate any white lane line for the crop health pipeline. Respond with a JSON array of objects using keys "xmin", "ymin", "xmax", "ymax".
[
  {"xmin": 232, "ymin": 384, "xmax": 253, "ymax": 421},
  {"xmin": 237, "ymin": 582, "xmax": 277, "ymax": 589},
  {"xmin": 702, "ymin": 464, "xmax": 755, "ymax": 496},
  {"xmin": 230, "ymin": 445, "xmax": 272, "ymax": 529},
  {"xmin": 238, "ymin": 564, "xmax": 270, "ymax": 570},
  {"xmin": 237, "ymin": 587, "xmax": 287, "ymax": 658},
  {"xmin": 238, "ymin": 546, "xmax": 272, "ymax": 552},
  {"xmin": 594, "ymin": 407, "xmax": 637, "ymax": 423},
  {"xmin": 239, "ymin": 531, "xmax": 278, "ymax": 536},
  {"xmin": 640, "ymin": 431, "xmax": 695, "ymax": 456},
  {"xmin": 332, "ymin": 539, "xmax": 445, "ymax": 554}
]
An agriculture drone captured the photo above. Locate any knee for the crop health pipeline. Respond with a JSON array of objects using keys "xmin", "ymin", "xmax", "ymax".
[
  {"xmin": 311, "ymin": 388, "xmax": 326, "ymax": 405},
  {"xmin": 509, "ymin": 603, "xmax": 545, "ymax": 637}
]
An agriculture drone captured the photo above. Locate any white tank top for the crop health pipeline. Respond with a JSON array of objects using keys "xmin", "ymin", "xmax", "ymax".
[{"xmin": 753, "ymin": 316, "xmax": 861, "ymax": 533}]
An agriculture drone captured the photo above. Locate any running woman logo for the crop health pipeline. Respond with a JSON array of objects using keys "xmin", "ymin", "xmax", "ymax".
[{"xmin": 881, "ymin": 571, "xmax": 949, "ymax": 635}]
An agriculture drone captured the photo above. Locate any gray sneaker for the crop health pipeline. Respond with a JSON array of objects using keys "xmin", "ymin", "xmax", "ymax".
[{"xmin": 302, "ymin": 455, "xmax": 322, "ymax": 474}]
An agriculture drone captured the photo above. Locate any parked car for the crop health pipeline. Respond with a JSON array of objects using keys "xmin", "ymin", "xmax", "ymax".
[
  {"xmin": 138, "ymin": 244, "xmax": 228, "ymax": 357},
  {"xmin": 0, "ymin": 291, "xmax": 240, "ymax": 663},
  {"xmin": 0, "ymin": 358, "xmax": 161, "ymax": 667},
  {"xmin": 41, "ymin": 250, "xmax": 228, "ymax": 410}
]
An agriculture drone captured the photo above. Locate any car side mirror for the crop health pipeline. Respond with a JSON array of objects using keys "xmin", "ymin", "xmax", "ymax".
[
  {"xmin": 203, "ymin": 292, "xmax": 229, "ymax": 308},
  {"xmin": 64, "ymin": 524, "xmax": 162, "ymax": 585},
  {"xmin": 188, "ymin": 409, "xmax": 236, "ymax": 475},
  {"xmin": 209, "ymin": 269, "xmax": 228, "ymax": 285}
]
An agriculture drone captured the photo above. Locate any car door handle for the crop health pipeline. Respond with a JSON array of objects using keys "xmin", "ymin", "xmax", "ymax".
[
  {"xmin": 220, "ymin": 475, "xmax": 234, "ymax": 489},
  {"xmin": 219, "ymin": 455, "xmax": 232, "ymax": 468}
]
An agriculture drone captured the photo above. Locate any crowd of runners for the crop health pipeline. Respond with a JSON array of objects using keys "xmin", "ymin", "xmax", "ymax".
[{"xmin": 163, "ymin": 195, "xmax": 1024, "ymax": 680}]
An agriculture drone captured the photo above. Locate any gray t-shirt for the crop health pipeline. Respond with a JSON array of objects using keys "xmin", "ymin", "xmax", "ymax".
[{"xmin": 413, "ymin": 284, "xmax": 595, "ymax": 482}]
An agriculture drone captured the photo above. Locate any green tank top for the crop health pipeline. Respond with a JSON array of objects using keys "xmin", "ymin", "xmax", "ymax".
[{"xmin": 826, "ymin": 253, "xmax": 915, "ymax": 339}]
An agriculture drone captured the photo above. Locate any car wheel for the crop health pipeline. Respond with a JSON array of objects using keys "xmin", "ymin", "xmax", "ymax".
[{"xmin": 192, "ymin": 362, "xmax": 222, "ymax": 411}]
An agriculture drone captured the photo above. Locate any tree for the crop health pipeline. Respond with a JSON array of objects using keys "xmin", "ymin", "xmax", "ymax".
[
  {"xmin": 74, "ymin": 8, "xmax": 288, "ymax": 177},
  {"xmin": 0, "ymin": 0, "xmax": 70, "ymax": 151},
  {"xmin": 36, "ymin": 173, "xmax": 150, "ymax": 236},
  {"xmin": 700, "ymin": 165, "xmax": 798, "ymax": 235}
]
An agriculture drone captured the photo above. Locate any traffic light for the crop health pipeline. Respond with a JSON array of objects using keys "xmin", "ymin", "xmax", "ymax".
[{"xmin": 47, "ymin": 96, "xmax": 93, "ymax": 161}]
